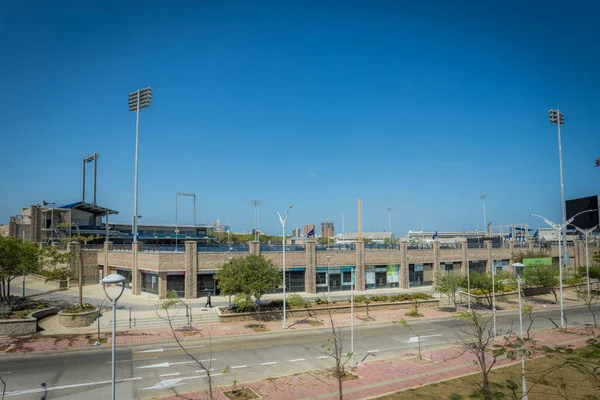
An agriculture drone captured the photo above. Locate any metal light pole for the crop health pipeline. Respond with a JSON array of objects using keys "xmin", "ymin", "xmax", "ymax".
[
  {"xmin": 276, "ymin": 205, "xmax": 293, "ymax": 328},
  {"xmin": 572, "ymin": 224, "xmax": 599, "ymax": 298},
  {"xmin": 491, "ymin": 254, "xmax": 497, "ymax": 337},
  {"xmin": 480, "ymin": 194, "xmax": 488, "ymax": 235},
  {"xmin": 549, "ymin": 109, "xmax": 567, "ymax": 268},
  {"xmin": 528, "ymin": 209, "xmax": 596, "ymax": 328},
  {"xmin": 251, "ymin": 200, "xmax": 261, "ymax": 241},
  {"xmin": 129, "ymin": 87, "xmax": 152, "ymax": 294},
  {"xmin": 385, "ymin": 207, "xmax": 393, "ymax": 233},
  {"xmin": 102, "ymin": 273, "xmax": 126, "ymax": 400},
  {"xmin": 516, "ymin": 274, "xmax": 528, "ymax": 400},
  {"xmin": 351, "ymin": 266, "xmax": 355, "ymax": 366},
  {"xmin": 326, "ymin": 255, "xmax": 331, "ymax": 301},
  {"xmin": 467, "ymin": 262, "xmax": 471, "ymax": 312},
  {"xmin": 18, "ymin": 214, "xmax": 31, "ymax": 298}
]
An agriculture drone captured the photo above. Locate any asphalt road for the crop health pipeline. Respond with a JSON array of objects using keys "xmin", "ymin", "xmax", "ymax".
[{"xmin": 0, "ymin": 305, "xmax": 594, "ymax": 400}]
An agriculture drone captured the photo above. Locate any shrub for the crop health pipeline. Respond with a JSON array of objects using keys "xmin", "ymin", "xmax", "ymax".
[
  {"xmin": 286, "ymin": 294, "xmax": 304, "ymax": 307},
  {"xmin": 374, "ymin": 295, "xmax": 390, "ymax": 302},
  {"xmin": 63, "ymin": 303, "xmax": 95, "ymax": 313},
  {"xmin": 315, "ymin": 297, "xmax": 329, "ymax": 305},
  {"xmin": 233, "ymin": 294, "xmax": 257, "ymax": 313},
  {"xmin": 405, "ymin": 308, "xmax": 423, "ymax": 317},
  {"xmin": 353, "ymin": 295, "xmax": 369, "ymax": 304}
]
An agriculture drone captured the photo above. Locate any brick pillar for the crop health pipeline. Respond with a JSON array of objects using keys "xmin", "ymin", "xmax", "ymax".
[
  {"xmin": 485, "ymin": 241, "xmax": 493, "ymax": 274},
  {"xmin": 400, "ymin": 242, "xmax": 408, "ymax": 289},
  {"xmin": 158, "ymin": 272, "xmax": 167, "ymax": 299},
  {"xmin": 433, "ymin": 241, "xmax": 440, "ymax": 278},
  {"xmin": 574, "ymin": 240, "xmax": 583, "ymax": 268},
  {"xmin": 249, "ymin": 241, "xmax": 260, "ymax": 255},
  {"xmin": 461, "ymin": 241, "xmax": 468, "ymax": 274},
  {"xmin": 67, "ymin": 242, "xmax": 81, "ymax": 280},
  {"xmin": 527, "ymin": 240, "xmax": 534, "ymax": 251},
  {"xmin": 355, "ymin": 241, "xmax": 365, "ymax": 291},
  {"xmin": 132, "ymin": 242, "xmax": 141, "ymax": 295},
  {"xmin": 305, "ymin": 239, "xmax": 317, "ymax": 293},
  {"xmin": 103, "ymin": 242, "xmax": 112, "ymax": 279},
  {"xmin": 184, "ymin": 241, "xmax": 198, "ymax": 299}
]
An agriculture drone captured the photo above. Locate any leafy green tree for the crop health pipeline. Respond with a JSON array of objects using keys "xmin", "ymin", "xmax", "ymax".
[
  {"xmin": 522, "ymin": 264, "xmax": 560, "ymax": 303},
  {"xmin": 0, "ymin": 236, "xmax": 42, "ymax": 303},
  {"xmin": 434, "ymin": 273, "xmax": 464, "ymax": 310},
  {"xmin": 215, "ymin": 255, "xmax": 281, "ymax": 302}
]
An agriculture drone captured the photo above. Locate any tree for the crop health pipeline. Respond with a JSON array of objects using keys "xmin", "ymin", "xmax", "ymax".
[
  {"xmin": 522, "ymin": 264, "xmax": 560, "ymax": 303},
  {"xmin": 0, "ymin": 237, "xmax": 42, "ymax": 303},
  {"xmin": 465, "ymin": 273, "xmax": 494, "ymax": 308},
  {"xmin": 317, "ymin": 312, "xmax": 353, "ymax": 400},
  {"xmin": 433, "ymin": 273, "xmax": 464, "ymax": 310},
  {"xmin": 575, "ymin": 283, "xmax": 599, "ymax": 327},
  {"xmin": 452, "ymin": 311, "xmax": 514, "ymax": 400},
  {"xmin": 215, "ymin": 255, "xmax": 280, "ymax": 303},
  {"xmin": 399, "ymin": 318, "xmax": 422, "ymax": 360}
]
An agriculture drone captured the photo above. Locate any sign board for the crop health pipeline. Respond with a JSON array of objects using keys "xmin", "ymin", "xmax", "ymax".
[
  {"xmin": 414, "ymin": 264, "xmax": 424, "ymax": 272},
  {"xmin": 522, "ymin": 257, "xmax": 553, "ymax": 267},
  {"xmin": 366, "ymin": 271, "xmax": 376, "ymax": 284},
  {"xmin": 387, "ymin": 264, "xmax": 399, "ymax": 283},
  {"xmin": 151, "ymin": 276, "xmax": 157, "ymax": 284}
]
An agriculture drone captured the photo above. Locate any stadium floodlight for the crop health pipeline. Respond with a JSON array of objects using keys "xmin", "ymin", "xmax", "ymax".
[{"xmin": 548, "ymin": 108, "xmax": 567, "ymax": 269}]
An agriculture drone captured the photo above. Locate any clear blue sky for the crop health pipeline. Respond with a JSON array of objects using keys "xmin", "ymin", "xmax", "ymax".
[{"xmin": 1, "ymin": 0, "xmax": 599, "ymax": 236}]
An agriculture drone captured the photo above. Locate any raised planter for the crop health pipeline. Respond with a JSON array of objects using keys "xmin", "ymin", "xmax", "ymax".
[
  {"xmin": 57, "ymin": 309, "xmax": 98, "ymax": 328},
  {"xmin": 0, "ymin": 307, "xmax": 58, "ymax": 336},
  {"xmin": 216, "ymin": 299, "xmax": 439, "ymax": 323}
]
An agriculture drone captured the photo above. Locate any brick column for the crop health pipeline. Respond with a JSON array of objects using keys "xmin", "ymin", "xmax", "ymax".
[
  {"xmin": 305, "ymin": 239, "xmax": 317, "ymax": 293},
  {"xmin": 132, "ymin": 242, "xmax": 141, "ymax": 295},
  {"xmin": 355, "ymin": 241, "xmax": 365, "ymax": 291},
  {"xmin": 485, "ymin": 241, "xmax": 493, "ymax": 273},
  {"xmin": 574, "ymin": 240, "xmax": 583, "ymax": 268},
  {"xmin": 400, "ymin": 242, "xmax": 408, "ymax": 289},
  {"xmin": 158, "ymin": 272, "xmax": 167, "ymax": 299},
  {"xmin": 103, "ymin": 242, "xmax": 112, "ymax": 279},
  {"xmin": 433, "ymin": 241, "xmax": 440, "ymax": 278},
  {"xmin": 249, "ymin": 241, "xmax": 260, "ymax": 255},
  {"xmin": 527, "ymin": 240, "xmax": 534, "ymax": 251},
  {"xmin": 184, "ymin": 241, "xmax": 198, "ymax": 299},
  {"xmin": 461, "ymin": 241, "xmax": 468, "ymax": 274}
]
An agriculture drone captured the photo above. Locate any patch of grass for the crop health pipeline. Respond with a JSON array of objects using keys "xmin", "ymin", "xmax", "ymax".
[{"xmin": 374, "ymin": 354, "xmax": 598, "ymax": 399}]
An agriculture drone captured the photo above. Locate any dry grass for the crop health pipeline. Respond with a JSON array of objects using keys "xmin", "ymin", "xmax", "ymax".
[{"xmin": 376, "ymin": 355, "xmax": 598, "ymax": 400}]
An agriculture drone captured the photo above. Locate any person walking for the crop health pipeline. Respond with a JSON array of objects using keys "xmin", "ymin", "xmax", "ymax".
[{"xmin": 204, "ymin": 292, "xmax": 212, "ymax": 308}]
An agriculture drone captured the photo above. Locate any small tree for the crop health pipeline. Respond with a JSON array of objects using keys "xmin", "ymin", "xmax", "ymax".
[
  {"xmin": 522, "ymin": 304, "xmax": 535, "ymax": 339},
  {"xmin": 215, "ymin": 255, "xmax": 280, "ymax": 304},
  {"xmin": 522, "ymin": 264, "xmax": 560, "ymax": 303},
  {"xmin": 0, "ymin": 236, "xmax": 42, "ymax": 303},
  {"xmin": 399, "ymin": 318, "xmax": 422, "ymax": 360},
  {"xmin": 452, "ymin": 311, "xmax": 514, "ymax": 400},
  {"xmin": 317, "ymin": 312, "xmax": 353, "ymax": 400},
  {"xmin": 433, "ymin": 273, "xmax": 464, "ymax": 310},
  {"xmin": 575, "ymin": 284, "xmax": 599, "ymax": 327}
]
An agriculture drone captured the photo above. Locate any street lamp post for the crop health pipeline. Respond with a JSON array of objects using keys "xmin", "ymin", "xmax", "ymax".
[
  {"xmin": 351, "ymin": 266, "xmax": 355, "ymax": 366},
  {"xmin": 102, "ymin": 273, "xmax": 126, "ymax": 400},
  {"xmin": 549, "ymin": 109, "xmax": 567, "ymax": 267},
  {"xmin": 276, "ymin": 205, "xmax": 293, "ymax": 328},
  {"xmin": 491, "ymin": 255, "xmax": 497, "ymax": 337},
  {"xmin": 251, "ymin": 200, "xmax": 261, "ymax": 242},
  {"xmin": 129, "ymin": 87, "xmax": 152, "ymax": 294},
  {"xmin": 480, "ymin": 194, "xmax": 488, "ymax": 235},
  {"xmin": 513, "ymin": 268, "xmax": 529, "ymax": 400},
  {"xmin": 528, "ymin": 209, "xmax": 596, "ymax": 328},
  {"xmin": 326, "ymin": 255, "xmax": 331, "ymax": 301},
  {"xmin": 571, "ymin": 224, "xmax": 599, "ymax": 298},
  {"xmin": 385, "ymin": 207, "xmax": 393, "ymax": 233}
]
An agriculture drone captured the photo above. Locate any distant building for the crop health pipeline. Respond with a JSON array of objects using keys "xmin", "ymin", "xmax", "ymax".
[
  {"xmin": 336, "ymin": 232, "xmax": 393, "ymax": 244},
  {"xmin": 292, "ymin": 228, "xmax": 301, "ymax": 237},
  {"xmin": 303, "ymin": 224, "xmax": 315, "ymax": 237},
  {"xmin": 321, "ymin": 221, "xmax": 334, "ymax": 238}
]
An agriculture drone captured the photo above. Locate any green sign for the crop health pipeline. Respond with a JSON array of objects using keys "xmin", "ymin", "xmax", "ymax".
[{"xmin": 523, "ymin": 257, "xmax": 553, "ymax": 266}]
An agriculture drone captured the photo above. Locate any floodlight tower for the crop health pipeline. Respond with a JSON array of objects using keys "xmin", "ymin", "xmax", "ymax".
[{"xmin": 549, "ymin": 108, "xmax": 567, "ymax": 266}]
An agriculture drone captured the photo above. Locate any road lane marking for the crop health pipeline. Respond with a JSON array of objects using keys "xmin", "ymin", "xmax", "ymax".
[
  {"xmin": 366, "ymin": 350, "xmax": 380, "ymax": 353},
  {"xmin": 260, "ymin": 361, "xmax": 277, "ymax": 365},
  {"xmin": 230, "ymin": 365, "xmax": 247, "ymax": 369},
  {"xmin": 136, "ymin": 362, "xmax": 170, "ymax": 369},
  {"xmin": 407, "ymin": 334, "xmax": 443, "ymax": 343},
  {"xmin": 107, "ymin": 357, "xmax": 158, "ymax": 364},
  {"xmin": 159, "ymin": 373, "xmax": 180, "ymax": 377},
  {"xmin": 136, "ymin": 345, "xmax": 205, "ymax": 354},
  {"xmin": 5, "ymin": 377, "xmax": 142, "ymax": 397},
  {"xmin": 317, "ymin": 356, "xmax": 331, "ymax": 359},
  {"xmin": 289, "ymin": 358, "xmax": 306, "ymax": 362}
]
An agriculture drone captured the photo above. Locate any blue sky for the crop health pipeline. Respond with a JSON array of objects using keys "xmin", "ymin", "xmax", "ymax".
[{"xmin": 1, "ymin": 0, "xmax": 599, "ymax": 236}]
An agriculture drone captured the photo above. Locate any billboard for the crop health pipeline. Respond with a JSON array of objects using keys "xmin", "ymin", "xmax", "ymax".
[
  {"xmin": 566, "ymin": 195, "xmax": 599, "ymax": 230},
  {"xmin": 522, "ymin": 257, "xmax": 553, "ymax": 267}
]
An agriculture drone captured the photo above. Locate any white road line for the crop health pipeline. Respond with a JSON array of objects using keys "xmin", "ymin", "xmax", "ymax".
[
  {"xmin": 0, "ymin": 372, "xmax": 11, "ymax": 374},
  {"xmin": 159, "ymin": 373, "xmax": 181, "ymax": 377},
  {"xmin": 260, "ymin": 361, "xmax": 277, "ymax": 365},
  {"xmin": 170, "ymin": 361, "xmax": 196, "ymax": 366},
  {"xmin": 317, "ymin": 356, "xmax": 331, "ymax": 359},
  {"xmin": 136, "ymin": 362, "xmax": 170, "ymax": 369},
  {"xmin": 194, "ymin": 369, "xmax": 217, "ymax": 373},
  {"xmin": 289, "ymin": 358, "xmax": 306, "ymax": 362},
  {"xmin": 199, "ymin": 358, "xmax": 217, "ymax": 362},
  {"xmin": 366, "ymin": 350, "xmax": 381, "ymax": 353},
  {"xmin": 106, "ymin": 357, "xmax": 158, "ymax": 364},
  {"xmin": 135, "ymin": 345, "xmax": 205, "ymax": 354},
  {"xmin": 5, "ymin": 377, "xmax": 141, "ymax": 397},
  {"xmin": 230, "ymin": 365, "xmax": 247, "ymax": 369}
]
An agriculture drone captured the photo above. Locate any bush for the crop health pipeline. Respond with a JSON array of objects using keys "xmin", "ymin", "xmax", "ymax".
[
  {"xmin": 286, "ymin": 294, "xmax": 304, "ymax": 307},
  {"xmin": 233, "ymin": 294, "xmax": 257, "ymax": 313},
  {"xmin": 579, "ymin": 266, "xmax": 600, "ymax": 280},
  {"xmin": 405, "ymin": 308, "xmax": 423, "ymax": 317},
  {"xmin": 63, "ymin": 303, "xmax": 95, "ymax": 313},
  {"xmin": 315, "ymin": 297, "xmax": 329, "ymax": 305},
  {"xmin": 374, "ymin": 295, "xmax": 390, "ymax": 302},
  {"xmin": 353, "ymin": 295, "xmax": 369, "ymax": 304}
]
